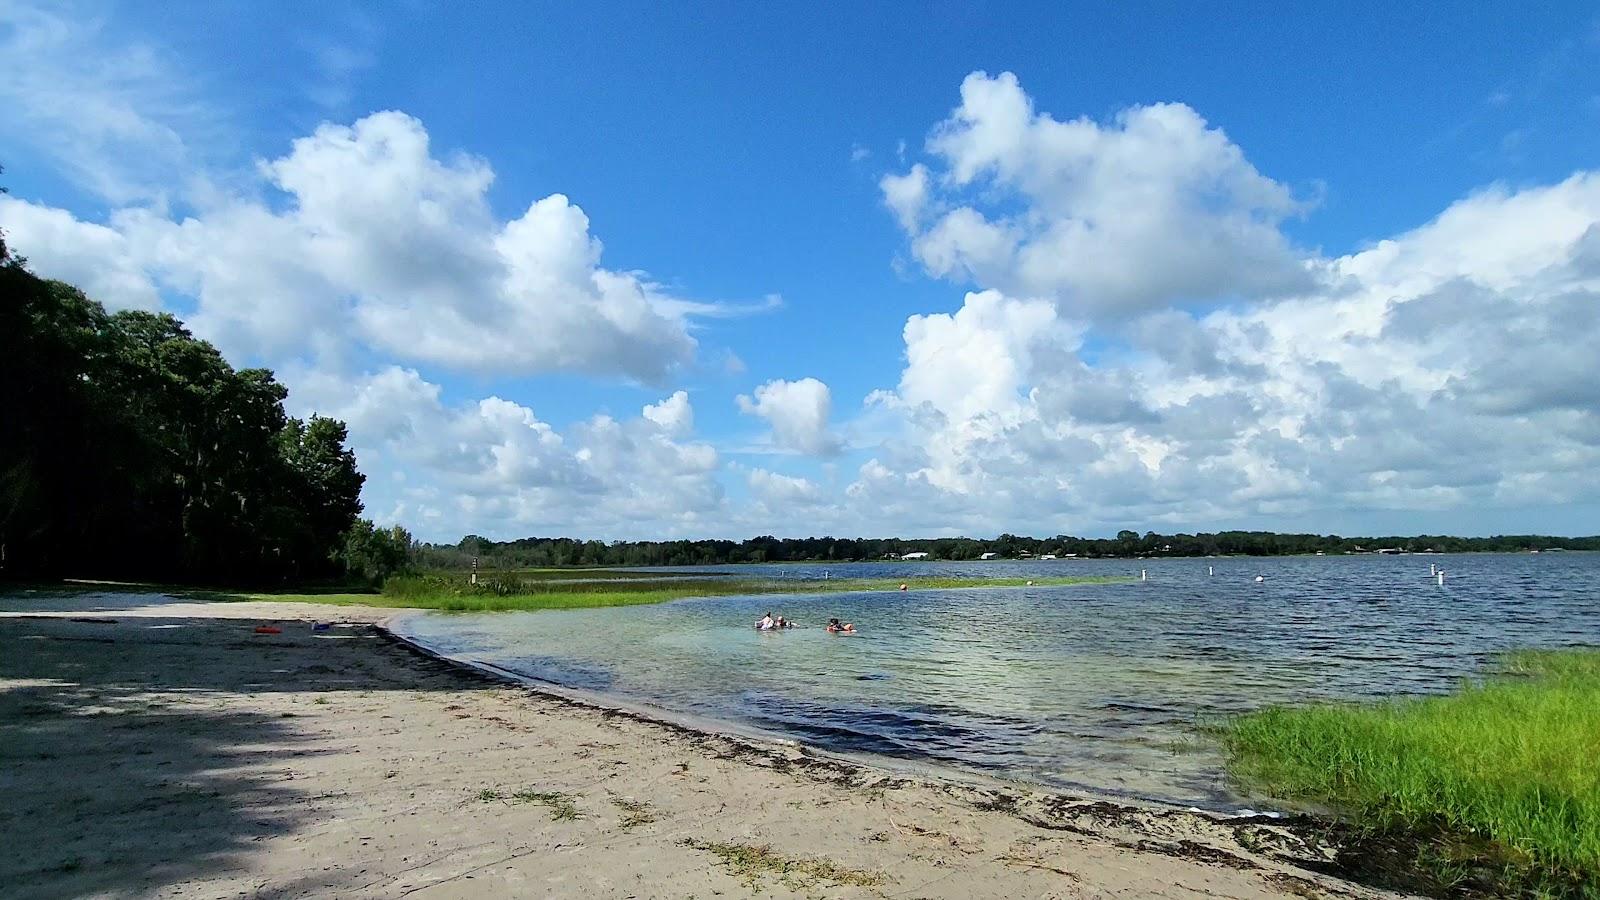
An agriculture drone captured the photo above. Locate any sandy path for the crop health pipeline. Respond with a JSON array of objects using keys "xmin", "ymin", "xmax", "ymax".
[{"xmin": 0, "ymin": 595, "xmax": 1406, "ymax": 899}]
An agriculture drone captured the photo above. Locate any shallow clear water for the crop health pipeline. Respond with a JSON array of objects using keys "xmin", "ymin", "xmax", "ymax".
[{"xmin": 395, "ymin": 553, "xmax": 1600, "ymax": 808}]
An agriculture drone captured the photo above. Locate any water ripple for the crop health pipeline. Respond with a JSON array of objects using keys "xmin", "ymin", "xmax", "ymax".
[{"xmin": 399, "ymin": 552, "xmax": 1600, "ymax": 808}]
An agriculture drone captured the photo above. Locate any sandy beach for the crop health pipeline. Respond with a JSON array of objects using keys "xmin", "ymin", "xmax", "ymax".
[{"xmin": 0, "ymin": 594, "xmax": 1409, "ymax": 899}]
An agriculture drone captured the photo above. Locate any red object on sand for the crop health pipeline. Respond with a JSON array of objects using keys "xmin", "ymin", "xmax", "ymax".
[{"xmin": 253, "ymin": 625, "xmax": 282, "ymax": 635}]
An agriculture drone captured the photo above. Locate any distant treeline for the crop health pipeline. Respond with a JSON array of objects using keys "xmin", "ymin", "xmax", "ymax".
[
  {"xmin": 419, "ymin": 531, "xmax": 1600, "ymax": 569},
  {"xmin": 0, "ymin": 214, "xmax": 408, "ymax": 583}
]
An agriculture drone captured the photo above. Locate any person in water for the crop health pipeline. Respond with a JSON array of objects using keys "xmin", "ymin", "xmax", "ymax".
[
  {"xmin": 756, "ymin": 612, "xmax": 775, "ymax": 630},
  {"xmin": 826, "ymin": 617, "xmax": 855, "ymax": 633},
  {"xmin": 775, "ymin": 615, "xmax": 793, "ymax": 628}
]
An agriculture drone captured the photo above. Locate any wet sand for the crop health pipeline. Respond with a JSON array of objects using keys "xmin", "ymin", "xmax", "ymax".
[{"xmin": 0, "ymin": 594, "xmax": 1410, "ymax": 899}]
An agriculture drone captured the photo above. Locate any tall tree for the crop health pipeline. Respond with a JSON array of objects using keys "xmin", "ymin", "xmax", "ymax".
[{"xmin": 0, "ymin": 251, "xmax": 368, "ymax": 582}]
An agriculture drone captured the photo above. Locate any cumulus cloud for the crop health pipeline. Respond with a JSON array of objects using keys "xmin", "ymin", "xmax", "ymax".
[
  {"xmin": 885, "ymin": 71, "xmax": 1315, "ymax": 316},
  {"xmin": 0, "ymin": 197, "xmax": 161, "ymax": 309},
  {"xmin": 288, "ymin": 367, "xmax": 724, "ymax": 537},
  {"xmin": 642, "ymin": 391, "xmax": 695, "ymax": 436},
  {"xmin": 746, "ymin": 467, "xmax": 824, "ymax": 506},
  {"xmin": 850, "ymin": 172, "xmax": 1600, "ymax": 533},
  {"xmin": 737, "ymin": 377, "xmax": 843, "ymax": 456},
  {"xmin": 0, "ymin": 111, "xmax": 702, "ymax": 381}
]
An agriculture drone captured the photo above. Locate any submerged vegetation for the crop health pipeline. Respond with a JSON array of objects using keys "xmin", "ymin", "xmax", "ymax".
[
  {"xmin": 1222, "ymin": 649, "xmax": 1600, "ymax": 897},
  {"xmin": 370, "ymin": 570, "xmax": 1125, "ymax": 611}
]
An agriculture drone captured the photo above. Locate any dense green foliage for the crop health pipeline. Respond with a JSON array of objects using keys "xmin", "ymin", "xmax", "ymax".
[
  {"xmin": 1223, "ymin": 649, "xmax": 1600, "ymax": 897},
  {"xmin": 338, "ymin": 521, "xmax": 416, "ymax": 584},
  {"xmin": 0, "ymin": 239, "xmax": 370, "ymax": 582},
  {"xmin": 416, "ymin": 530, "xmax": 1600, "ymax": 569}
]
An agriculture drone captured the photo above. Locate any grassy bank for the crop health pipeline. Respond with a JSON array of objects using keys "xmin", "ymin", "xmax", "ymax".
[
  {"xmin": 1221, "ymin": 649, "xmax": 1600, "ymax": 897},
  {"xmin": 368, "ymin": 572, "xmax": 1127, "ymax": 612}
]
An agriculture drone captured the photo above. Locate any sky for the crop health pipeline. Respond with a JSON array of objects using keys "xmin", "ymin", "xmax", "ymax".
[{"xmin": 4, "ymin": 0, "xmax": 1600, "ymax": 542}]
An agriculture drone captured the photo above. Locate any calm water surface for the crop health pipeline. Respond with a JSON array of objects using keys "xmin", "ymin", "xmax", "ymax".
[{"xmin": 395, "ymin": 553, "xmax": 1600, "ymax": 809}]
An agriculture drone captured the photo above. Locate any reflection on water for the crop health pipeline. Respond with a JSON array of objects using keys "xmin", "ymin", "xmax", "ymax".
[{"xmin": 396, "ymin": 553, "xmax": 1600, "ymax": 808}]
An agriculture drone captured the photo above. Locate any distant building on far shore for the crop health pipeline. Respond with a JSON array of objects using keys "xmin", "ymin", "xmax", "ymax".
[
  {"xmin": 979, "ymin": 552, "xmax": 999, "ymax": 560},
  {"xmin": 899, "ymin": 551, "xmax": 930, "ymax": 560}
]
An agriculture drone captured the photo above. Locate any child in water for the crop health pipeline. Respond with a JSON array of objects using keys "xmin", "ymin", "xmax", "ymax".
[{"xmin": 825, "ymin": 617, "xmax": 855, "ymax": 633}]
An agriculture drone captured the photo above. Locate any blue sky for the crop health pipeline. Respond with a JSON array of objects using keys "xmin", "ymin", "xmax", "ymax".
[{"xmin": 4, "ymin": 1, "xmax": 1600, "ymax": 540}]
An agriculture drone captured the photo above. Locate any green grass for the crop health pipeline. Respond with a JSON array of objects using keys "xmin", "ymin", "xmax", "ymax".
[{"xmin": 1221, "ymin": 648, "xmax": 1600, "ymax": 897}]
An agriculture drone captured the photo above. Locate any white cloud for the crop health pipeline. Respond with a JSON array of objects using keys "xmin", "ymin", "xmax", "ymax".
[
  {"xmin": 3, "ymin": 111, "xmax": 703, "ymax": 381},
  {"xmin": 746, "ymin": 467, "xmax": 823, "ymax": 506},
  {"xmin": 289, "ymin": 367, "xmax": 724, "ymax": 538},
  {"xmin": 643, "ymin": 390, "xmax": 694, "ymax": 436},
  {"xmin": 879, "ymin": 163, "xmax": 930, "ymax": 231},
  {"xmin": 885, "ymin": 71, "xmax": 1314, "ymax": 316},
  {"xmin": 849, "ymin": 172, "xmax": 1600, "ymax": 534},
  {"xmin": 737, "ymin": 377, "xmax": 843, "ymax": 457},
  {"xmin": 0, "ymin": 197, "xmax": 161, "ymax": 309},
  {"xmin": 0, "ymin": 0, "xmax": 213, "ymax": 204}
]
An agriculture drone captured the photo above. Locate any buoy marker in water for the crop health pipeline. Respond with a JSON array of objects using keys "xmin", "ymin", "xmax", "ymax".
[
  {"xmin": 1430, "ymin": 563, "xmax": 1437, "ymax": 576},
  {"xmin": 1254, "ymin": 575, "xmax": 1266, "ymax": 583},
  {"xmin": 1140, "ymin": 569, "xmax": 1147, "ymax": 581},
  {"xmin": 1437, "ymin": 570, "xmax": 1446, "ymax": 587},
  {"xmin": 1207, "ymin": 565, "xmax": 1214, "ymax": 576}
]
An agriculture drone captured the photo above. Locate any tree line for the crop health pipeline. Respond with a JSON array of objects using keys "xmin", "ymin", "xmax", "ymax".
[
  {"xmin": 0, "ymin": 213, "xmax": 409, "ymax": 584},
  {"xmin": 418, "ymin": 530, "xmax": 1600, "ymax": 569}
]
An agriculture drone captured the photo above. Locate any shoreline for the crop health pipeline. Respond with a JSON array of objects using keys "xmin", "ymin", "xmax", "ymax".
[
  {"xmin": 380, "ymin": 611, "xmax": 1267, "ymax": 819},
  {"xmin": 0, "ymin": 593, "xmax": 1407, "ymax": 898},
  {"xmin": 380, "ymin": 613, "xmax": 1179, "ymax": 815}
]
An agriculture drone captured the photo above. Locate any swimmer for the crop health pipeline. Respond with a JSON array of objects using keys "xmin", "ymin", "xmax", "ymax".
[
  {"xmin": 825, "ymin": 617, "xmax": 856, "ymax": 634},
  {"xmin": 756, "ymin": 611, "xmax": 775, "ymax": 630}
]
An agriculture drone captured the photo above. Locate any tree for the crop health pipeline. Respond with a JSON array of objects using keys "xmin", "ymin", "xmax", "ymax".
[
  {"xmin": 277, "ymin": 416, "xmax": 366, "ymax": 575},
  {"xmin": 339, "ymin": 520, "xmax": 414, "ymax": 584},
  {"xmin": 1, "ymin": 247, "xmax": 370, "ymax": 582}
]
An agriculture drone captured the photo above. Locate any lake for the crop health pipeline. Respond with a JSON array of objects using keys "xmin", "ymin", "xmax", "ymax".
[{"xmin": 393, "ymin": 552, "xmax": 1600, "ymax": 810}]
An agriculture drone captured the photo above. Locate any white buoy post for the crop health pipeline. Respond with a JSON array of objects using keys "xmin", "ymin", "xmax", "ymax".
[
  {"xmin": 1140, "ymin": 569, "xmax": 1147, "ymax": 581},
  {"xmin": 1437, "ymin": 570, "xmax": 1445, "ymax": 587},
  {"xmin": 1207, "ymin": 565, "xmax": 1214, "ymax": 576},
  {"xmin": 1430, "ymin": 563, "xmax": 1436, "ymax": 576}
]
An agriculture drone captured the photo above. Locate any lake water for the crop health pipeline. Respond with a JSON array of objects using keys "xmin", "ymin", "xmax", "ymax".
[{"xmin": 394, "ymin": 553, "xmax": 1600, "ymax": 810}]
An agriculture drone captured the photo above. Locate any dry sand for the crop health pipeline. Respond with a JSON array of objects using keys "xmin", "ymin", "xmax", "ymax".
[{"xmin": 0, "ymin": 593, "xmax": 1411, "ymax": 899}]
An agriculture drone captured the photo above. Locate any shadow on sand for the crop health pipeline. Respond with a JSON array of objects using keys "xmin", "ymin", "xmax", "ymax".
[{"xmin": 0, "ymin": 612, "xmax": 480, "ymax": 899}]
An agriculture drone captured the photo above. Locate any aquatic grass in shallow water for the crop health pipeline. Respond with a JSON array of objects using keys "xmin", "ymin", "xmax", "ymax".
[
  {"xmin": 1222, "ymin": 648, "xmax": 1600, "ymax": 896},
  {"xmin": 372, "ymin": 571, "xmax": 1125, "ymax": 611}
]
